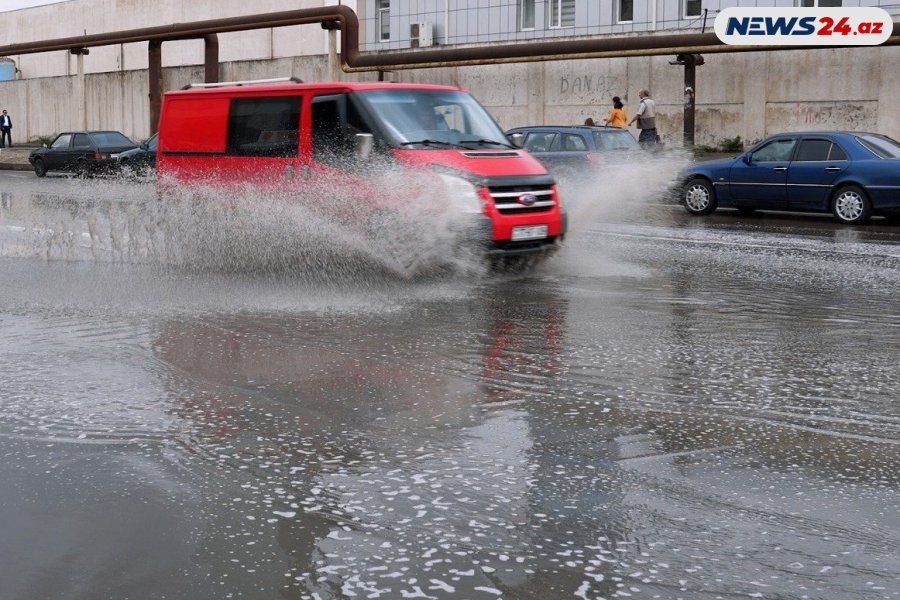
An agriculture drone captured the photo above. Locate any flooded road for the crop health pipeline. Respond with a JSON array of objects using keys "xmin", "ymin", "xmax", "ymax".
[{"xmin": 1, "ymin": 170, "xmax": 898, "ymax": 599}]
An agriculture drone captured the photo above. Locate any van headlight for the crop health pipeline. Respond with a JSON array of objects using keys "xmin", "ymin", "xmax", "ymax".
[{"xmin": 436, "ymin": 172, "xmax": 483, "ymax": 214}]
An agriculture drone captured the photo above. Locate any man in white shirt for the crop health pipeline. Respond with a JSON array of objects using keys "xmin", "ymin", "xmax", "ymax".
[
  {"xmin": 0, "ymin": 110, "xmax": 12, "ymax": 148},
  {"xmin": 627, "ymin": 90, "xmax": 657, "ymax": 148}
]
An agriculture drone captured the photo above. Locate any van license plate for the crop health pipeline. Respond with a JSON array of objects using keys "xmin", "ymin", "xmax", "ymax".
[{"xmin": 511, "ymin": 225, "xmax": 548, "ymax": 241}]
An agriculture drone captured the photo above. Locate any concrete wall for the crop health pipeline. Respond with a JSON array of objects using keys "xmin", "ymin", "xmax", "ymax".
[
  {"xmin": 396, "ymin": 47, "xmax": 900, "ymax": 147},
  {"xmin": 2, "ymin": 45, "xmax": 900, "ymax": 147},
  {"xmin": 1, "ymin": 0, "xmax": 898, "ymax": 146}
]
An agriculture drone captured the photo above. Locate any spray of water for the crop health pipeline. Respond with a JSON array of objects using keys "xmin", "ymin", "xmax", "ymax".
[
  {"xmin": 556, "ymin": 148, "xmax": 692, "ymax": 228},
  {"xmin": 1, "ymin": 171, "xmax": 491, "ymax": 282},
  {"xmin": 0, "ymin": 152, "xmax": 691, "ymax": 282}
]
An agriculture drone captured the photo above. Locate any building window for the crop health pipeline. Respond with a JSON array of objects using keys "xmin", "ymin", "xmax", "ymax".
[
  {"xmin": 799, "ymin": 0, "xmax": 842, "ymax": 6},
  {"xmin": 685, "ymin": 0, "xmax": 702, "ymax": 18},
  {"xmin": 618, "ymin": 0, "xmax": 633, "ymax": 23},
  {"xmin": 377, "ymin": 0, "xmax": 390, "ymax": 41},
  {"xmin": 520, "ymin": 0, "xmax": 535, "ymax": 30},
  {"xmin": 549, "ymin": 0, "xmax": 575, "ymax": 28}
]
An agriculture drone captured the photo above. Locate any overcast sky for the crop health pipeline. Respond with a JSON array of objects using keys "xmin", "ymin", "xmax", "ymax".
[{"xmin": 0, "ymin": 0, "xmax": 68, "ymax": 12}]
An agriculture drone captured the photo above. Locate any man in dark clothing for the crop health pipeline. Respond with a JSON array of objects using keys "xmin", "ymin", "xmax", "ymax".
[{"xmin": 0, "ymin": 110, "xmax": 12, "ymax": 148}]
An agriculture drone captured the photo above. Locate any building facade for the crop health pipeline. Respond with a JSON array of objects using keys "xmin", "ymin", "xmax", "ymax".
[
  {"xmin": 358, "ymin": 1, "xmax": 900, "ymax": 50},
  {"xmin": 1, "ymin": 0, "xmax": 899, "ymax": 146}
]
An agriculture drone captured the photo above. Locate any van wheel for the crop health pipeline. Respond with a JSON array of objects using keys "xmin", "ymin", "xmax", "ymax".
[
  {"xmin": 832, "ymin": 185, "xmax": 871, "ymax": 224},
  {"xmin": 684, "ymin": 178, "xmax": 717, "ymax": 215},
  {"xmin": 33, "ymin": 158, "xmax": 47, "ymax": 177}
]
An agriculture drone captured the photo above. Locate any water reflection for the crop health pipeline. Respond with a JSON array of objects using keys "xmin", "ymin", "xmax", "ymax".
[
  {"xmin": 2, "ymin": 172, "xmax": 899, "ymax": 599},
  {"xmin": 153, "ymin": 282, "xmax": 578, "ymax": 597}
]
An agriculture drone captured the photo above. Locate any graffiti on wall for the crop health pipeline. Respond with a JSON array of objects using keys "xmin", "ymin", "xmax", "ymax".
[
  {"xmin": 769, "ymin": 102, "xmax": 877, "ymax": 133},
  {"xmin": 557, "ymin": 75, "xmax": 626, "ymax": 102}
]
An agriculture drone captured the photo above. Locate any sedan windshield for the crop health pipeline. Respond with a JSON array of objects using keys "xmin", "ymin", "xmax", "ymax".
[
  {"xmin": 357, "ymin": 89, "xmax": 511, "ymax": 148},
  {"xmin": 855, "ymin": 133, "xmax": 900, "ymax": 159}
]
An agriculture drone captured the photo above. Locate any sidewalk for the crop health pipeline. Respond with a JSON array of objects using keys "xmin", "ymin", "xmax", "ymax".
[{"xmin": 0, "ymin": 145, "xmax": 35, "ymax": 171}]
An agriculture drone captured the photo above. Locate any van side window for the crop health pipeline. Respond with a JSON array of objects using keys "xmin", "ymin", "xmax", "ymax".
[{"xmin": 226, "ymin": 96, "xmax": 300, "ymax": 157}]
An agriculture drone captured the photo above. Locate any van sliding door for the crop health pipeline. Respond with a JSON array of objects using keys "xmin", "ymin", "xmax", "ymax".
[
  {"xmin": 225, "ymin": 95, "xmax": 303, "ymax": 184},
  {"xmin": 226, "ymin": 96, "xmax": 301, "ymax": 157}
]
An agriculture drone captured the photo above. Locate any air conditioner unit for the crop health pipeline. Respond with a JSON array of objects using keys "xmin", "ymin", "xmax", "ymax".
[{"xmin": 410, "ymin": 21, "xmax": 434, "ymax": 48}]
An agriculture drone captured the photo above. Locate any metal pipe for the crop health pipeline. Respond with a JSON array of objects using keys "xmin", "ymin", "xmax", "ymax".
[
  {"xmin": 4, "ymin": 5, "xmax": 900, "ymax": 73},
  {"xmin": 148, "ymin": 40, "xmax": 162, "ymax": 133},
  {"xmin": 4, "ymin": 4, "xmax": 900, "ymax": 137},
  {"xmin": 683, "ymin": 55, "xmax": 698, "ymax": 146},
  {"xmin": 204, "ymin": 34, "xmax": 219, "ymax": 83}
]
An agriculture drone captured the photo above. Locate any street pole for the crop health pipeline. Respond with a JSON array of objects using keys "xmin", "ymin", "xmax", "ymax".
[
  {"xmin": 70, "ymin": 48, "xmax": 90, "ymax": 130},
  {"xmin": 671, "ymin": 53, "xmax": 704, "ymax": 147}
]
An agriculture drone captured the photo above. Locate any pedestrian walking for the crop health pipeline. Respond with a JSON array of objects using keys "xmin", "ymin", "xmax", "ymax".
[
  {"xmin": 602, "ymin": 96, "xmax": 627, "ymax": 128},
  {"xmin": 627, "ymin": 89, "xmax": 657, "ymax": 148}
]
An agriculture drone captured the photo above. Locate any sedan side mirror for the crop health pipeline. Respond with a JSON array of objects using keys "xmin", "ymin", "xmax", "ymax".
[
  {"xmin": 742, "ymin": 153, "xmax": 751, "ymax": 164},
  {"xmin": 508, "ymin": 132, "xmax": 525, "ymax": 149}
]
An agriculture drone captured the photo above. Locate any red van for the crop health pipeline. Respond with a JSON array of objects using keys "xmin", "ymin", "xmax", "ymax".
[{"xmin": 156, "ymin": 78, "xmax": 566, "ymax": 263}]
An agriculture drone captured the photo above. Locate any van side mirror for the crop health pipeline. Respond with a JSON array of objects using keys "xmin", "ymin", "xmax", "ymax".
[
  {"xmin": 508, "ymin": 133, "xmax": 525, "ymax": 148},
  {"xmin": 355, "ymin": 133, "xmax": 374, "ymax": 161}
]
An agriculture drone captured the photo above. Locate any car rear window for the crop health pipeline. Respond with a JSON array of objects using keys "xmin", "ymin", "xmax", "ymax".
[
  {"xmin": 73, "ymin": 133, "xmax": 93, "ymax": 148},
  {"xmin": 91, "ymin": 132, "xmax": 134, "ymax": 147},
  {"xmin": 855, "ymin": 133, "xmax": 900, "ymax": 158}
]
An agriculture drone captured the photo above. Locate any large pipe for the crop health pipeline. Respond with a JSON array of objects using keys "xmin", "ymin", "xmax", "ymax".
[
  {"xmin": 3, "ymin": 5, "xmax": 900, "ymax": 138},
  {"xmin": 4, "ymin": 5, "xmax": 899, "ymax": 72}
]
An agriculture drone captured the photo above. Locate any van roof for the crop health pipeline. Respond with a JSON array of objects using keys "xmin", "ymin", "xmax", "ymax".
[{"xmin": 164, "ymin": 80, "xmax": 466, "ymax": 97}]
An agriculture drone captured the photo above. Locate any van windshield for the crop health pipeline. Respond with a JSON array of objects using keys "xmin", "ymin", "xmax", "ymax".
[{"xmin": 357, "ymin": 89, "xmax": 512, "ymax": 148}]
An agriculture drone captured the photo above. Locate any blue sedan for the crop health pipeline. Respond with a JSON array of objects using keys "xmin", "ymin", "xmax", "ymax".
[{"xmin": 681, "ymin": 131, "xmax": 900, "ymax": 223}]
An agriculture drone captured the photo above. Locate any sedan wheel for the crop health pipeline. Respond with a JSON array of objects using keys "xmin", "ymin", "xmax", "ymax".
[
  {"xmin": 684, "ymin": 178, "xmax": 717, "ymax": 215},
  {"xmin": 33, "ymin": 158, "xmax": 47, "ymax": 177},
  {"xmin": 832, "ymin": 185, "xmax": 871, "ymax": 224},
  {"xmin": 76, "ymin": 160, "xmax": 91, "ymax": 179}
]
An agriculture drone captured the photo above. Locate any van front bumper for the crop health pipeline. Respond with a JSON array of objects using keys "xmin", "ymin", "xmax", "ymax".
[{"xmin": 476, "ymin": 211, "xmax": 567, "ymax": 257}]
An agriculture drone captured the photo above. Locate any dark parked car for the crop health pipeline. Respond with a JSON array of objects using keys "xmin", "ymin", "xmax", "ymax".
[
  {"xmin": 681, "ymin": 131, "xmax": 900, "ymax": 224},
  {"xmin": 29, "ymin": 130, "xmax": 137, "ymax": 177},
  {"xmin": 506, "ymin": 125, "xmax": 641, "ymax": 182},
  {"xmin": 116, "ymin": 132, "xmax": 157, "ymax": 177}
]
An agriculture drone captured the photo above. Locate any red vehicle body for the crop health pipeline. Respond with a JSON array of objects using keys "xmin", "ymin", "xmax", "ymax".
[{"xmin": 156, "ymin": 78, "xmax": 566, "ymax": 258}]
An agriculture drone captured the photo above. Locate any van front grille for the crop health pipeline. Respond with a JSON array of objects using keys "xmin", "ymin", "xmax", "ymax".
[{"xmin": 487, "ymin": 185, "xmax": 556, "ymax": 214}]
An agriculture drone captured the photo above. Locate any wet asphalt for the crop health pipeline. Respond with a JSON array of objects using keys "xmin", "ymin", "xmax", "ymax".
[{"xmin": 0, "ymin": 166, "xmax": 898, "ymax": 600}]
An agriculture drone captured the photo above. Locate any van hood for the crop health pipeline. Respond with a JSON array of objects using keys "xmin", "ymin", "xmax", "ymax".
[{"xmin": 393, "ymin": 148, "xmax": 550, "ymax": 179}]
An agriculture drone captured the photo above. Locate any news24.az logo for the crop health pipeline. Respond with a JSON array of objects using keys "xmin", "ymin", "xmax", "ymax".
[{"xmin": 715, "ymin": 7, "xmax": 893, "ymax": 46}]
